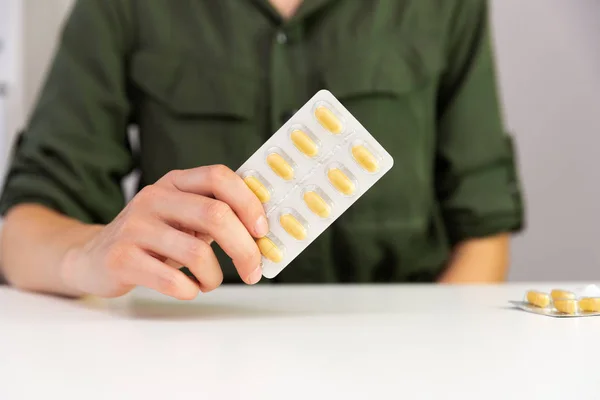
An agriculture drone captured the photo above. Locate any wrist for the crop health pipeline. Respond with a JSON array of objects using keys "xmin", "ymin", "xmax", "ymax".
[
  {"xmin": 58, "ymin": 224, "xmax": 103, "ymax": 296},
  {"xmin": 58, "ymin": 247, "xmax": 86, "ymax": 296}
]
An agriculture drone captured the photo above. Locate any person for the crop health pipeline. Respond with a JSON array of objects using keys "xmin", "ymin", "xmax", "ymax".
[{"xmin": 0, "ymin": 0, "xmax": 524, "ymax": 299}]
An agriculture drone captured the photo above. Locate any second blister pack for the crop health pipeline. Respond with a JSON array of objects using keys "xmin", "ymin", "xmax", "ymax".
[{"xmin": 512, "ymin": 285, "xmax": 600, "ymax": 318}]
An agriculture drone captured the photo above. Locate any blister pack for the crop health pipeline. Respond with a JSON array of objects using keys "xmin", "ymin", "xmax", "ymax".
[
  {"xmin": 511, "ymin": 285, "xmax": 600, "ymax": 318},
  {"xmin": 236, "ymin": 90, "xmax": 394, "ymax": 278}
]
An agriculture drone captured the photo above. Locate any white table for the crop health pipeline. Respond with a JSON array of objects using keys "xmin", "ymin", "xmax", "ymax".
[{"xmin": 1, "ymin": 283, "xmax": 599, "ymax": 400}]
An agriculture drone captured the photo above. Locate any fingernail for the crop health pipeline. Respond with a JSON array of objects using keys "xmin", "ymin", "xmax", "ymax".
[
  {"xmin": 247, "ymin": 265, "xmax": 263, "ymax": 285},
  {"xmin": 254, "ymin": 215, "xmax": 269, "ymax": 237}
]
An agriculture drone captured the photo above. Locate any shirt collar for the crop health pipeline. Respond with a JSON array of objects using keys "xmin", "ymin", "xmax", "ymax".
[{"xmin": 251, "ymin": 0, "xmax": 336, "ymax": 24}]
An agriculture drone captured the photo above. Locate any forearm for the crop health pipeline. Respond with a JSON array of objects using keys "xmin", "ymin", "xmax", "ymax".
[
  {"xmin": 0, "ymin": 204, "xmax": 101, "ymax": 296},
  {"xmin": 438, "ymin": 234, "xmax": 510, "ymax": 284}
]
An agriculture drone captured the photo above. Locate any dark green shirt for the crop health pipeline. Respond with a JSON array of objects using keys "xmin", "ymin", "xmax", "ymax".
[{"xmin": 0, "ymin": 0, "xmax": 524, "ymax": 283}]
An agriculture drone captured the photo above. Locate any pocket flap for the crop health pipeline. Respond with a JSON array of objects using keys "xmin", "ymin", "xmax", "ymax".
[
  {"xmin": 130, "ymin": 51, "xmax": 256, "ymax": 119},
  {"xmin": 323, "ymin": 39, "xmax": 440, "ymax": 99}
]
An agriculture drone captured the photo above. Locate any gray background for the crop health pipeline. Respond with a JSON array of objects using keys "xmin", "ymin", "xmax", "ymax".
[
  {"xmin": 1, "ymin": 0, "xmax": 599, "ymax": 281},
  {"xmin": 491, "ymin": 0, "xmax": 600, "ymax": 280}
]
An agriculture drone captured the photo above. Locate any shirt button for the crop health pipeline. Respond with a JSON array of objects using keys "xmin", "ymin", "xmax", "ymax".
[
  {"xmin": 281, "ymin": 109, "xmax": 298, "ymax": 124},
  {"xmin": 276, "ymin": 31, "xmax": 288, "ymax": 45}
]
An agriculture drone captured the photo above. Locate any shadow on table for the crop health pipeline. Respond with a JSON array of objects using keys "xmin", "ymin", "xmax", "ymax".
[
  {"xmin": 95, "ymin": 285, "xmax": 505, "ymax": 321},
  {"xmin": 101, "ymin": 285, "xmax": 430, "ymax": 321},
  {"xmin": 114, "ymin": 300, "xmax": 322, "ymax": 320},
  {"xmin": 2, "ymin": 288, "xmax": 330, "ymax": 321}
]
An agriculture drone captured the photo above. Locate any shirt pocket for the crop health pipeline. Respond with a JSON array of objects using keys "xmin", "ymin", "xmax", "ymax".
[
  {"xmin": 129, "ymin": 50, "xmax": 264, "ymax": 179},
  {"xmin": 320, "ymin": 39, "xmax": 442, "ymax": 230},
  {"xmin": 130, "ymin": 50, "xmax": 257, "ymax": 120},
  {"xmin": 322, "ymin": 40, "xmax": 437, "ymax": 100}
]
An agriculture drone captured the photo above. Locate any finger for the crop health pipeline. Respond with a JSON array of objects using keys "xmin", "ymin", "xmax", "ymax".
[
  {"xmin": 147, "ymin": 190, "xmax": 263, "ymax": 285},
  {"xmin": 180, "ymin": 227, "xmax": 214, "ymax": 245},
  {"xmin": 164, "ymin": 166, "xmax": 269, "ymax": 238},
  {"xmin": 194, "ymin": 232, "xmax": 214, "ymax": 245},
  {"xmin": 118, "ymin": 247, "xmax": 200, "ymax": 300},
  {"xmin": 165, "ymin": 258, "xmax": 183, "ymax": 269},
  {"xmin": 135, "ymin": 221, "xmax": 223, "ymax": 292}
]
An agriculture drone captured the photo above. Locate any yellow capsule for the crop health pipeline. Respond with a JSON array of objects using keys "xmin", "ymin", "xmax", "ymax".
[
  {"xmin": 279, "ymin": 213, "xmax": 307, "ymax": 240},
  {"xmin": 256, "ymin": 237, "xmax": 283, "ymax": 263},
  {"xmin": 315, "ymin": 106, "xmax": 343, "ymax": 134},
  {"xmin": 303, "ymin": 191, "xmax": 331, "ymax": 218},
  {"xmin": 352, "ymin": 145, "xmax": 380, "ymax": 173},
  {"xmin": 243, "ymin": 176, "xmax": 271, "ymax": 203},
  {"xmin": 526, "ymin": 291, "xmax": 551, "ymax": 308},
  {"xmin": 291, "ymin": 129, "xmax": 319, "ymax": 157},
  {"xmin": 266, "ymin": 153, "xmax": 294, "ymax": 181},
  {"xmin": 551, "ymin": 289, "xmax": 576, "ymax": 302},
  {"xmin": 579, "ymin": 297, "xmax": 600, "ymax": 313},
  {"xmin": 327, "ymin": 168, "xmax": 355, "ymax": 195},
  {"xmin": 554, "ymin": 298, "xmax": 578, "ymax": 315}
]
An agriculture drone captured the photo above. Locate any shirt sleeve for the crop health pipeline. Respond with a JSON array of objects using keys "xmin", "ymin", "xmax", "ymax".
[
  {"xmin": 0, "ymin": 0, "xmax": 135, "ymax": 224},
  {"xmin": 435, "ymin": 0, "xmax": 525, "ymax": 245}
]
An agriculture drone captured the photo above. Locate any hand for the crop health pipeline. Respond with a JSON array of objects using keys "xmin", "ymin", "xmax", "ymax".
[{"xmin": 59, "ymin": 165, "xmax": 269, "ymax": 299}]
